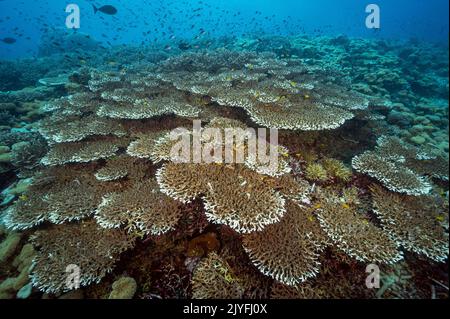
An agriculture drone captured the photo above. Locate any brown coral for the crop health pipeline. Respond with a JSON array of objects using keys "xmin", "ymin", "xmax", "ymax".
[
  {"xmin": 266, "ymin": 173, "xmax": 312, "ymax": 204},
  {"xmin": 370, "ymin": 184, "xmax": 449, "ymax": 262},
  {"xmin": 353, "ymin": 135, "xmax": 447, "ymax": 195},
  {"xmin": 191, "ymin": 252, "xmax": 244, "ymax": 299},
  {"xmin": 305, "ymin": 162, "xmax": 328, "ymax": 182},
  {"xmin": 245, "ymin": 102, "xmax": 354, "ymax": 130},
  {"xmin": 95, "ymin": 179, "xmax": 183, "ymax": 236},
  {"xmin": 4, "ymin": 166, "xmax": 107, "ymax": 230},
  {"xmin": 94, "ymin": 155, "xmax": 149, "ymax": 181},
  {"xmin": 352, "ymin": 150, "xmax": 432, "ymax": 196},
  {"xmin": 157, "ymin": 163, "xmax": 286, "ymax": 233},
  {"xmin": 126, "ymin": 130, "xmax": 171, "ymax": 160},
  {"xmin": 30, "ymin": 219, "xmax": 135, "ymax": 293},
  {"xmin": 242, "ymin": 201, "xmax": 329, "ymax": 286},
  {"xmin": 41, "ymin": 137, "xmax": 127, "ymax": 166},
  {"xmin": 38, "ymin": 114, "xmax": 126, "ymax": 144},
  {"xmin": 315, "ymin": 190, "xmax": 403, "ymax": 264},
  {"xmin": 96, "ymin": 96, "xmax": 200, "ymax": 120},
  {"xmin": 157, "ymin": 51, "xmax": 364, "ymax": 131}
]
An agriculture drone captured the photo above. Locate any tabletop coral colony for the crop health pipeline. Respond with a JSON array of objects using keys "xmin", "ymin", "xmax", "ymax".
[{"xmin": 0, "ymin": 0, "xmax": 448, "ymax": 300}]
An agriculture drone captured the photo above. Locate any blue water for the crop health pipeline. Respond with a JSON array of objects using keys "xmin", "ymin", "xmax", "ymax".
[{"xmin": 0, "ymin": 0, "xmax": 448, "ymax": 60}]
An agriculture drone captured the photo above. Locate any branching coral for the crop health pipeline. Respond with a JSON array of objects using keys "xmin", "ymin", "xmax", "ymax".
[
  {"xmin": 341, "ymin": 186, "xmax": 361, "ymax": 206},
  {"xmin": 319, "ymin": 85, "xmax": 370, "ymax": 111},
  {"xmin": 156, "ymin": 162, "xmax": 208, "ymax": 203},
  {"xmin": 126, "ymin": 131, "xmax": 170, "ymax": 159},
  {"xmin": 245, "ymin": 102, "xmax": 354, "ymax": 130},
  {"xmin": 353, "ymin": 135, "xmax": 447, "ymax": 195},
  {"xmin": 95, "ymin": 179, "xmax": 183, "ymax": 236},
  {"xmin": 128, "ymin": 117, "xmax": 291, "ymax": 177},
  {"xmin": 315, "ymin": 190, "xmax": 403, "ymax": 264},
  {"xmin": 191, "ymin": 252, "xmax": 244, "ymax": 299},
  {"xmin": 157, "ymin": 51, "xmax": 364, "ymax": 131},
  {"xmin": 244, "ymin": 144, "xmax": 292, "ymax": 177},
  {"xmin": 265, "ymin": 173, "xmax": 312, "ymax": 204},
  {"xmin": 205, "ymin": 117, "xmax": 248, "ymax": 130},
  {"xmin": 379, "ymin": 135, "xmax": 450, "ymax": 181},
  {"xmin": 9, "ymin": 134, "xmax": 48, "ymax": 170},
  {"xmin": 352, "ymin": 150, "xmax": 432, "ymax": 196},
  {"xmin": 95, "ymin": 156, "xmax": 130, "ymax": 181},
  {"xmin": 30, "ymin": 219, "xmax": 135, "ymax": 294},
  {"xmin": 38, "ymin": 115, "xmax": 126, "ymax": 144},
  {"xmin": 148, "ymin": 130, "xmax": 193, "ymax": 164},
  {"xmin": 375, "ymin": 135, "xmax": 421, "ymax": 162},
  {"xmin": 242, "ymin": 201, "xmax": 329, "ymax": 286},
  {"xmin": 270, "ymin": 248, "xmax": 376, "ymax": 299},
  {"xmin": 370, "ymin": 184, "xmax": 449, "ymax": 262},
  {"xmin": 157, "ymin": 163, "xmax": 286, "ymax": 233},
  {"xmin": 406, "ymin": 155, "xmax": 449, "ymax": 182},
  {"xmin": 4, "ymin": 166, "xmax": 109, "ymax": 230},
  {"xmin": 41, "ymin": 137, "xmax": 126, "ymax": 166},
  {"xmin": 96, "ymin": 97, "xmax": 200, "ymax": 120},
  {"xmin": 4, "ymin": 44, "xmax": 445, "ymax": 298},
  {"xmin": 202, "ymin": 165, "xmax": 286, "ymax": 233}
]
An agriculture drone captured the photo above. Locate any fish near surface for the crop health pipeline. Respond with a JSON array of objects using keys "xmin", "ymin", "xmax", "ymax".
[
  {"xmin": 93, "ymin": 4, "xmax": 117, "ymax": 15},
  {"xmin": 1, "ymin": 37, "xmax": 16, "ymax": 44}
]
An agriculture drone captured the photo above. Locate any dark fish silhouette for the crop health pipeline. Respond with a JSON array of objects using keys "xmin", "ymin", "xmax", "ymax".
[
  {"xmin": 178, "ymin": 41, "xmax": 191, "ymax": 51},
  {"xmin": 1, "ymin": 37, "xmax": 16, "ymax": 44},
  {"xmin": 93, "ymin": 4, "xmax": 117, "ymax": 15}
]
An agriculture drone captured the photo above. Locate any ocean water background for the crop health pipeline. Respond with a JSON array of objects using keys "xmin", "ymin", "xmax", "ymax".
[{"xmin": 0, "ymin": 0, "xmax": 449, "ymax": 60}]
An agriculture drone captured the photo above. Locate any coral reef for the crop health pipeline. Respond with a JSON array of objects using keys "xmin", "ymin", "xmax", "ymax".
[
  {"xmin": 305, "ymin": 163, "xmax": 328, "ymax": 182},
  {"xmin": 370, "ymin": 184, "xmax": 449, "ymax": 262},
  {"xmin": 108, "ymin": 277, "xmax": 138, "ymax": 299},
  {"xmin": 0, "ymin": 35, "xmax": 448, "ymax": 300},
  {"xmin": 95, "ymin": 179, "xmax": 183, "ymax": 236},
  {"xmin": 157, "ymin": 163, "xmax": 286, "ymax": 233},
  {"xmin": 352, "ymin": 150, "xmax": 432, "ymax": 196},
  {"xmin": 3, "ymin": 165, "xmax": 116, "ymax": 230},
  {"xmin": 321, "ymin": 158, "xmax": 352, "ymax": 182},
  {"xmin": 38, "ymin": 115, "xmax": 127, "ymax": 144},
  {"xmin": 242, "ymin": 201, "xmax": 329, "ymax": 286},
  {"xmin": 352, "ymin": 135, "xmax": 449, "ymax": 196},
  {"xmin": 30, "ymin": 220, "xmax": 135, "ymax": 293},
  {"xmin": 0, "ymin": 232, "xmax": 22, "ymax": 264},
  {"xmin": 191, "ymin": 252, "xmax": 244, "ymax": 299},
  {"xmin": 41, "ymin": 138, "xmax": 125, "ymax": 166},
  {"xmin": 316, "ymin": 190, "xmax": 403, "ymax": 264}
]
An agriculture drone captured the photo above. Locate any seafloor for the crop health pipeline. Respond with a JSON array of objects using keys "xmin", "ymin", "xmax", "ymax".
[{"xmin": 0, "ymin": 34, "xmax": 448, "ymax": 299}]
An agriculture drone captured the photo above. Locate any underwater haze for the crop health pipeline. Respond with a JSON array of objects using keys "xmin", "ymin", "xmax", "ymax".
[
  {"xmin": 0, "ymin": 0, "xmax": 449, "ymax": 301},
  {"xmin": 0, "ymin": 0, "xmax": 449, "ymax": 59}
]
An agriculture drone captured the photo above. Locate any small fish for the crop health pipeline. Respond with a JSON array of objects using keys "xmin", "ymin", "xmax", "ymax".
[
  {"xmin": 178, "ymin": 42, "xmax": 190, "ymax": 50},
  {"xmin": 1, "ymin": 37, "xmax": 16, "ymax": 44},
  {"xmin": 93, "ymin": 4, "xmax": 117, "ymax": 15}
]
